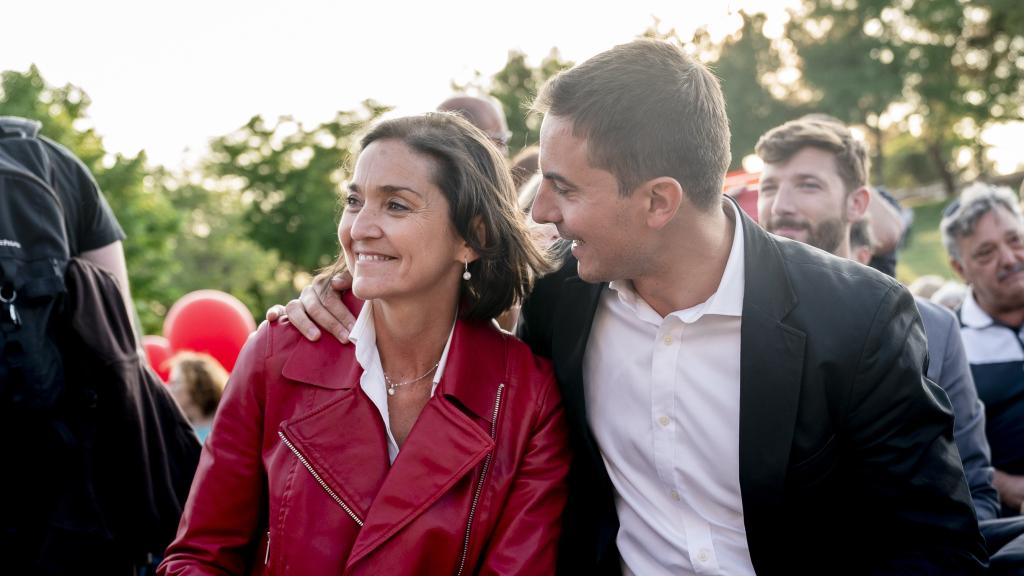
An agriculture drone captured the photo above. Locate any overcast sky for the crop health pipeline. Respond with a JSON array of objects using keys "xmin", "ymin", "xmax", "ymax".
[
  {"xmin": 0, "ymin": 0, "xmax": 794, "ymax": 167},
  {"xmin": 3, "ymin": 0, "xmax": 1019, "ymax": 173}
]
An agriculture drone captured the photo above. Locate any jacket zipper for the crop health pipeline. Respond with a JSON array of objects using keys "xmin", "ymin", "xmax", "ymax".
[
  {"xmin": 264, "ymin": 530, "xmax": 271, "ymax": 565},
  {"xmin": 456, "ymin": 383, "xmax": 504, "ymax": 576},
  {"xmin": 278, "ymin": 430, "xmax": 364, "ymax": 527}
]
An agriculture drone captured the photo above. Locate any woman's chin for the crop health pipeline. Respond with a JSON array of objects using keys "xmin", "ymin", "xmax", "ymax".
[
  {"xmin": 349, "ymin": 279, "xmax": 375, "ymax": 301},
  {"xmin": 350, "ymin": 279, "xmax": 395, "ymax": 302}
]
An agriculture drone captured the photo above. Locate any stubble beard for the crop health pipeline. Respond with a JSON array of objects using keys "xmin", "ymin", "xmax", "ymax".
[{"xmin": 767, "ymin": 215, "xmax": 847, "ymax": 255}]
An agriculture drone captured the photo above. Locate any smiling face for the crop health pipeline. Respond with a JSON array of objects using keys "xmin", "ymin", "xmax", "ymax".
[
  {"xmin": 339, "ymin": 139, "xmax": 471, "ymax": 307},
  {"xmin": 758, "ymin": 146, "xmax": 856, "ymax": 256},
  {"xmin": 952, "ymin": 206, "xmax": 1024, "ymax": 315},
  {"xmin": 530, "ymin": 114, "xmax": 647, "ymax": 283}
]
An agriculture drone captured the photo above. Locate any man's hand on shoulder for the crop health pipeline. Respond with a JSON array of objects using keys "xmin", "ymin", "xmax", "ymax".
[{"xmin": 264, "ymin": 272, "xmax": 356, "ymax": 343}]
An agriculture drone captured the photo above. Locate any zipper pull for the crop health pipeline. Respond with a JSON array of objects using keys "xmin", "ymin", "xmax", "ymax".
[
  {"xmin": 265, "ymin": 531, "xmax": 271, "ymax": 565},
  {"xmin": 8, "ymin": 302, "xmax": 20, "ymax": 327},
  {"xmin": 0, "ymin": 288, "xmax": 18, "ymax": 327}
]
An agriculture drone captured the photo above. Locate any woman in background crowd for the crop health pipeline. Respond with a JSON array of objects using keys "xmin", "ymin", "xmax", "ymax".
[{"xmin": 167, "ymin": 352, "xmax": 228, "ymax": 443}]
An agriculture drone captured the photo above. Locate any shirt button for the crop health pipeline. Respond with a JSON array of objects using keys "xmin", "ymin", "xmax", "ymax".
[
  {"xmin": 658, "ymin": 416, "xmax": 670, "ymax": 427},
  {"xmin": 670, "ymin": 489, "xmax": 680, "ymax": 501},
  {"xmin": 663, "ymin": 335, "xmax": 673, "ymax": 345},
  {"xmin": 698, "ymin": 549, "xmax": 711, "ymax": 563}
]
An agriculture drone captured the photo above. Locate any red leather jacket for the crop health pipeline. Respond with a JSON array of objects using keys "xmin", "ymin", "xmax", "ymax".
[{"xmin": 158, "ymin": 310, "xmax": 570, "ymax": 575}]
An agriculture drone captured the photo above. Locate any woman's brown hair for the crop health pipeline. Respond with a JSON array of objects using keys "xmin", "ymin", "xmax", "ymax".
[{"xmin": 331, "ymin": 113, "xmax": 552, "ymax": 321}]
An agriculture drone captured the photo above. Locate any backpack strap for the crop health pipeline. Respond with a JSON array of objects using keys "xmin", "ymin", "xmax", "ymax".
[
  {"xmin": 0, "ymin": 118, "xmax": 70, "ymax": 246},
  {"xmin": 0, "ymin": 116, "xmax": 43, "ymax": 139}
]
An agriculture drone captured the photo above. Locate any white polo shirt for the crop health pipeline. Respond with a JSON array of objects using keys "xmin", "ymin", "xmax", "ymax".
[{"xmin": 583, "ymin": 200, "xmax": 754, "ymax": 575}]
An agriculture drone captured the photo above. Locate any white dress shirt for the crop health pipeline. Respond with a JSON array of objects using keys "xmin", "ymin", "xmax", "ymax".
[
  {"xmin": 583, "ymin": 201, "xmax": 755, "ymax": 575},
  {"xmin": 348, "ymin": 300, "xmax": 455, "ymax": 464}
]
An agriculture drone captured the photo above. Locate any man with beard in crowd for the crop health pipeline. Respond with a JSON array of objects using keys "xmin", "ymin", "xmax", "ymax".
[{"xmin": 757, "ymin": 118, "xmax": 1024, "ymax": 570}]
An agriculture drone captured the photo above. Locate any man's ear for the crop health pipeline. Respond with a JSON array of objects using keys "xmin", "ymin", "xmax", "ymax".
[
  {"xmin": 950, "ymin": 257, "xmax": 966, "ymax": 281},
  {"xmin": 643, "ymin": 177, "xmax": 684, "ymax": 230},
  {"xmin": 847, "ymin": 186, "xmax": 870, "ymax": 221}
]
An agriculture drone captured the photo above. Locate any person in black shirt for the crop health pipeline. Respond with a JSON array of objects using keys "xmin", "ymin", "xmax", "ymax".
[{"xmin": 33, "ymin": 121, "xmax": 134, "ymax": 328}]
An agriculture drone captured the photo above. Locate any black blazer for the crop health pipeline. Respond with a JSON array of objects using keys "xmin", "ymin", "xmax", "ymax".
[{"xmin": 519, "ymin": 205, "xmax": 987, "ymax": 574}]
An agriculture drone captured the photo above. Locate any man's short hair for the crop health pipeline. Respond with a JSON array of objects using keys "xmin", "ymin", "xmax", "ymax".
[
  {"xmin": 940, "ymin": 182, "xmax": 1023, "ymax": 262},
  {"xmin": 755, "ymin": 119, "xmax": 869, "ymax": 195},
  {"xmin": 533, "ymin": 39, "xmax": 731, "ymax": 211}
]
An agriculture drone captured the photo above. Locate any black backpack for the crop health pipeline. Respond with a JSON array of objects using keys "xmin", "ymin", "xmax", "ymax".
[
  {"xmin": 0, "ymin": 117, "xmax": 202, "ymax": 573},
  {"xmin": 0, "ymin": 116, "xmax": 69, "ymax": 413}
]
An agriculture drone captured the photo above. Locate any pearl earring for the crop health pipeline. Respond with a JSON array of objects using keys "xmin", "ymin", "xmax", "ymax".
[{"xmin": 463, "ymin": 259, "xmax": 472, "ymax": 281}]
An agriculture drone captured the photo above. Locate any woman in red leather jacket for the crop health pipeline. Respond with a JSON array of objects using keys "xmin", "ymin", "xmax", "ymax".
[{"xmin": 159, "ymin": 114, "xmax": 570, "ymax": 575}]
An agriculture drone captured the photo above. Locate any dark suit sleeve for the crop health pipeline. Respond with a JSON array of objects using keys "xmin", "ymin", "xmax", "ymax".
[
  {"xmin": 516, "ymin": 293, "xmax": 549, "ymax": 358},
  {"xmin": 932, "ymin": 305, "xmax": 1000, "ymax": 522},
  {"xmin": 518, "ymin": 258, "xmax": 575, "ymax": 359},
  {"xmin": 846, "ymin": 284, "xmax": 987, "ymax": 573}
]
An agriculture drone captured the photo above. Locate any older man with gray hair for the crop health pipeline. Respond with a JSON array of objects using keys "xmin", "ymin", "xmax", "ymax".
[{"xmin": 942, "ymin": 182, "xmax": 1024, "ymax": 515}]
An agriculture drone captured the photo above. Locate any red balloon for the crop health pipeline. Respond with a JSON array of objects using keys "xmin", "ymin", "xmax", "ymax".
[
  {"xmin": 163, "ymin": 290, "xmax": 257, "ymax": 372},
  {"xmin": 142, "ymin": 335, "xmax": 173, "ymax": 383}
]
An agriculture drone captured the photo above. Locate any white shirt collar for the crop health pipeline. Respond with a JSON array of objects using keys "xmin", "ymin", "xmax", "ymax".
[
  {"xmin": 349, "ymin": 300, "xmax": 455, "ymax": 388},
  {"xmin": 961, "ymin": 288, "xmax": 995, "ymax": 329},
  {"xmin": 608, "ymin": 198, "xmax": 745, "ymax": 323},
  {"xmin": 348, "ymin": 299, "xmax": 378, "ymax": 372},
  {"xmin": 348, "ymin": 300, "xmax": 457, "ymax": 464}
]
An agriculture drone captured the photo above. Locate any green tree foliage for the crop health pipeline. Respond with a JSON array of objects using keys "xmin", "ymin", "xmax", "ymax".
[
  {"xmin": 485, "ymin": 50, "xmax": 572, "ymax": 156},
  {"xmin": 0, "ymin": 66, "xmax": 106, "ymax": 168},
  {"xmin": 462, "ymin": 21, "xmax": 800, "ymax": 173},
  {"xmin": 204, "ymin": 103, "xmax": 390, "ymax": 271},
  {"xmin": 160, "ymin": 174, "xmax": 297, "ymax": 324},
  {"xmin": 685, "ymin": 13, "xmax": 804, "ymax": 171},
  {"xmin": 97, "ymin": 158, "xmax": 181, "ymax": 332},
  {"xmin": 786, "ymin": 0, "xmax": 1024, "ymax": 194},
  {"xmin": 0, "ymin": 67, "xmax": 312, "ymax": 334},
  {"xmin": 452, "ymin": 50, "xmax": 572, "ymax": 157}
]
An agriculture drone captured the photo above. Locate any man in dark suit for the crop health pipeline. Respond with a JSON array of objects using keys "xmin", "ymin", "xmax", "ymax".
[
  {"xmin": 755, "ymin": 118, "xmax": 999, "ymax": 523},
  {"xmin": 518, "ymin": 40, "xmax": 985, "ymax": 574},
  {"xmin": 274, "ymin": 40, "xmax": 985, "ymax": 574},
  {"xmin": 755, "ymin": 118, "xmax": 1024, "ymax": 573}
]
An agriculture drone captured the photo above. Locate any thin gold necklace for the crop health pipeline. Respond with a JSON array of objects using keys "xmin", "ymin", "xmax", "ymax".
[{"xmin": 384, "ymin": 360, "xmax": 440, "ymax": 396}]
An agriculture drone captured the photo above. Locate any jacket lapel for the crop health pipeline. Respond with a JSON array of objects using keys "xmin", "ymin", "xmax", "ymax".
[
  {"xmin": 278, "ymin": 333, "xmax": 391, "ymax": 522},
  {"xmin": 552, "ymin": 272, "xmax": 605, "ymax": 468},
  {"xmin": 346, "ymin": 398, "xmax": 493, "ymax": 565},
  {"xmin": 736, "ymin": 211, "xmax": 806, "ymax": 554},
  {"xmin": 346, "ymin": 318, "xmax": 502, "ymax": 566}
]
